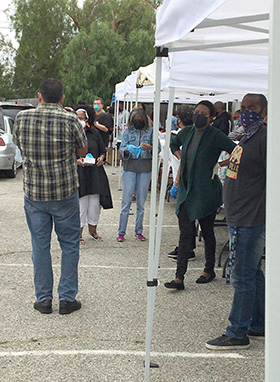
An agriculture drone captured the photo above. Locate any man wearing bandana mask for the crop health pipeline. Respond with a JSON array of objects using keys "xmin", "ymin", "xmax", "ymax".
[
  {"xmin": 206, "ymin": 94, "xmax": 267, "ymax": 350},
  {"xmin": 165, "ymin": 100, "xmax": 235, "ymax": 290}
]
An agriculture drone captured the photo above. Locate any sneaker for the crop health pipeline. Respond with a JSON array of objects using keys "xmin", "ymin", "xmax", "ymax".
[
  {"xmin": 168, "ymin": 250, "xmax": 195, "ymax": 261},
  {"xmin": 116, "ymin": 234, "xmax": 125, "ymax": 242},
  {"xmin": 134, "ymin": 233, "xmax": 146, "ymax": 241},
  {"xmin": 34, "ymin": 299, "xmax": 52, "ymax": 314},
  {"xmin": 167, "ymin": 247, "xmax": 178, "ymax": 258},
  {"xmin": 164, "ymin": 279, "xmax": 185, "ymax": 290},
  {"xmin": 188, "ymin": 251, "xmax": 196, "ymax": 261},
  {"xmin": 247, "ymin": 330, "xmax": 265, "ymax": 340},
  {"xmin": 205, "ymin": 334, "xmax": 250, "ymax": 350},
  {"xmin": 59, "ymin": 299, "xmax": 81, "ymax": 315}
]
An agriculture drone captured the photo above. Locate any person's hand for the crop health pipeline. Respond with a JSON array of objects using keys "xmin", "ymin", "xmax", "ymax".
[
  {"xmin": 77, "ymin": 158, "xmax": 84, "ymax": 167},
  {"xmin": 170, "ymin": 184, "xmax": 178, "ymax": 199},
  {"xmin": 96, "ymin": 155, "xmax": 104, "ymax": 167},
  {"xmin": 141, "ymin": 143, "xmax": 152, "ymax": 151}
]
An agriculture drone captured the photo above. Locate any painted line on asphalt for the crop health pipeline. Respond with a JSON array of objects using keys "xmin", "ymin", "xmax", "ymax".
[
  {"xmin": 0, "ymin": 349, "xmax": 245, "ymax": 359},
  {"xmin": 0, "ymin": 263, "xmax": 216, "ymax": 272}
]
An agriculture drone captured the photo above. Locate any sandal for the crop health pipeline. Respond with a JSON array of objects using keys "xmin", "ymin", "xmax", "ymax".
[
  {"xmin": 80, "ymin": 238, "xmax": 85, "ymax": 245},
  {"xmin": 90, "ymin": 233, "xmax": 103, "ymax": 241}
]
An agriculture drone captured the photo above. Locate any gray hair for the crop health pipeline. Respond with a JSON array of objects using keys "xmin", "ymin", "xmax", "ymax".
[{"xmin": 128, "ymin": 107, "xmax": 149, "ymax": 130}]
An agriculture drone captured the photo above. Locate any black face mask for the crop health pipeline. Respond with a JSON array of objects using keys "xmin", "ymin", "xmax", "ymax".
[
  {"xmin": 192, "ymin": 113, "xmax": 208, "ymax": 128},
  {"xmin": 133, "ymin": 120, "xmax": 145, "ymax": 130}
]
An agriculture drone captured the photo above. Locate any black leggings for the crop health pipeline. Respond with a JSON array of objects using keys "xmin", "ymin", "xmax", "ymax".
[{"xmin": 176, "ymin": 201, "xmax": 216, "ymax": 280}]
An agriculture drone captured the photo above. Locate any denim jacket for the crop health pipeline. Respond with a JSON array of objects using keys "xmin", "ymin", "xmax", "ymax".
[{"xmin": 119, "ymin": 126, "xmax": 161, "ymax": 160}]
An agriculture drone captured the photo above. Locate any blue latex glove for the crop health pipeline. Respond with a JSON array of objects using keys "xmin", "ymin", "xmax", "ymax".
[
  {"xmin": 126, "ymin": 144, "xmax": 144, "ymax": 158},
  {"xmin": 170, "ymin": 184, "xmax": 178, "ymax": 199}
]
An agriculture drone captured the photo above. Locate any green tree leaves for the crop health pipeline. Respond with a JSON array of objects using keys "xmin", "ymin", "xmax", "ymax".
[{"xmin": 2, "ymin": 0, "xmax": 161, "ymax": 104}]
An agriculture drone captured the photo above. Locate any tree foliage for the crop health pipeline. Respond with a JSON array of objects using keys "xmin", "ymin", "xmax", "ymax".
[
  {"xmin": 10, "ymin": 0, "xmax": 75, "ymax": 98},
  {"xmin": 1, "ymin": 0, "xmax": 161, "ymax": 104}
]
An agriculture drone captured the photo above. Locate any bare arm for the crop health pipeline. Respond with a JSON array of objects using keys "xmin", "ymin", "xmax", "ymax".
[
  {"xmin": 76, "ymin": 144, "xmax": 88, "ymax": 157},
  {"xmin": 173, "ymin": 150, "xmax": 181, "ymax": 160},
  {"xmin": 95, "ymin": 121, "xmax": 108, "ymax": 133}
]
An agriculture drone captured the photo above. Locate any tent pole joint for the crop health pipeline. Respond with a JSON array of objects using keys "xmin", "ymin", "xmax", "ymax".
[
  {"xmin": 147, "ymin": 279, "xmax": 158, "ymax": 287},
  {"xmin": 155, "ymin": 46, "xmax": 169, "ymax": 57}
]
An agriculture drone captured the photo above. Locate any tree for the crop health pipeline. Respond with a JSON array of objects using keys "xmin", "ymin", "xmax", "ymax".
[
  {"xmin": 10, "ymin": 0, "xmax": 76, "ymax": 98},
  {"xmin": 60, "ymin": 0, "xmax": 156, "ymax": 105}
]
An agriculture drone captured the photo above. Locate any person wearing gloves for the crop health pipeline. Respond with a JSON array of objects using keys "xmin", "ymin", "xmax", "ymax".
[
  {"xmin": 116, "ymin": 107, "xmax": 161, "ymax": 242},
  {"xmin": 165, "ymin": 100, "xmax": 235, "ymax": 290},
  {"xmin": 76, "ymin": 108, "xmax": 113, "ymax": 243}
]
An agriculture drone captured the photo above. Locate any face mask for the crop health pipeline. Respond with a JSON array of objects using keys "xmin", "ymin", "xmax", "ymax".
[
  {"xmin": 79, "ymin": 120, "xmax": 86, "ymax": 128},
  {"xmin": 192, "ymin": 113, "xmax": 208, "ymax": 128},
  {"xmin": 240, "ymin": 110, "xmax": 263, "ymax": 128},
  {"xmin": 133, "ymin": 120, "xmax": 145, "ymax": 130},
  {"xmin": 233, "ymin": 120, "xmax": 239, "ymax": 127},
  {"xmin": 94, "ymin": 105, "xmax": 99, "ymax": 111}
]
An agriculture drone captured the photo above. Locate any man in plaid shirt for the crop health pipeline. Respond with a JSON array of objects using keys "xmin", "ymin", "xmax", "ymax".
[{"xmin": 14, "ymin": 78, "xmax": 88, "ymax": 315}]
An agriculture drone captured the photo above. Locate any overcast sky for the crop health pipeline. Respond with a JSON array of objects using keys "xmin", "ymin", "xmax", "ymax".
[{"xmin": 0, "ymin": 0, "xmax": 84, "ymax": 44}]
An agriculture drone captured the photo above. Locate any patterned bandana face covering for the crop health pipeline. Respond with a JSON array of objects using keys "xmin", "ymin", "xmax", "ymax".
[
  {"xmin": 240, "ymin": 109, "xmax": 263, "ymax": 128},
  {"xmin": 240, "ymin": 110, "xmax": 264, "ymax": 143}
]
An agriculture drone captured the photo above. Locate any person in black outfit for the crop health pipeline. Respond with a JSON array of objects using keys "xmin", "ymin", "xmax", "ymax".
[
  {"xmin": 93, "ymin": 97, "xmax": 113, "ymax": 149},
  {"xmin": 76, "ymin": 108, "xmax": 113, "ymax": 243},
  {"xmin": 212, "ymin": 101, "xmax": 231, "ymax": 135}
]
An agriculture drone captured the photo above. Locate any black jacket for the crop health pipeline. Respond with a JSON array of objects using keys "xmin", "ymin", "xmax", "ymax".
[
  {"xmin": 78, "ymin": 127, "xmax": 113, "ymax": 209},
  {"xmin": 212, "ymin": 111, "xmax": 230, "ymax": 135}
]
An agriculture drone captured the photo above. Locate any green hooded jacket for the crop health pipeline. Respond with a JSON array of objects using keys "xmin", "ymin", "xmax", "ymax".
[{"xmin": 170, "ymin": 125, "xmax": 236, "ymax": 221}]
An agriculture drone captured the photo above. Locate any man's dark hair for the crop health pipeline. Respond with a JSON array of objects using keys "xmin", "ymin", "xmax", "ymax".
[
  {"xmin": 245, "ymin": 93, "xmax": 268, "ymax": 110},
  {"xmin": 40, "ymin": 78, "xmax": 64, "ymax": 103},
  {"xmin": 95, "ymin": 97, "xmax": 104, "ymax": 105},
  {"xmin": 177, "ymin": 105, "xmax": 193, "ymax": 126},
  {"xmin": 195, "ymin": 100, "xmax": 216, "ymax": 117}
]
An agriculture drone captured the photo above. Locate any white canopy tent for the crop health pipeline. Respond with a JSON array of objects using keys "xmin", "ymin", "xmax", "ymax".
[{"xmin": 144, "ymin": 1, "xmax": 275, "ymax": 381}]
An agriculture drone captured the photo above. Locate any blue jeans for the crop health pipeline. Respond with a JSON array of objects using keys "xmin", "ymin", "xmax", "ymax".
[
  {"xmin": 118, "ymin": 171, "xmax": 151, "ymax": 235},
  {"xmin": 226, "ymin": 225, "xmax": 265, "ymax": 339},
  {"xmin": 24, "ymin": 190, "xmax": 80, "ymax": 302}
]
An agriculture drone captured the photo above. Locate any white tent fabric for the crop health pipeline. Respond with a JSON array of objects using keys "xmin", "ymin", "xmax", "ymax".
[
  {"xmin": 156, "ymin": 0, "xmax": 269, "ymax": 55},
  {"xmin": 144, "ymin": 0, "xmax": 271, "ymax": 381},
  {"xmin": 169, "ymin": 50, "xmax": 268, "ymax": 95}
]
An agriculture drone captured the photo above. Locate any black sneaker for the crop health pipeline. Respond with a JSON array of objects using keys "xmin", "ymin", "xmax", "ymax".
[
  {"xmin": 59, "ymin": 299, "xmax": 81, "ymax": 315},
  {"xmin": 34, "ymin": 299, "xmax": 52, "ymax": 314},
  {"xmin": 188, "ymin": 251, "xmax": 195, "ymax": 261},
  {"xmin": 164, "ymin": 280, "xmax": 185, "ymax": 290},
  {"xmin": 247, "ymin": 330, "xmax": 265, "ymax": 340},
  {"xmin": 205, "ymin": 334, "xmax": 250, "ymax": 350},
  {"xmin": 167, "ymin": 247, "xmax": 178, "ymax": 258}
]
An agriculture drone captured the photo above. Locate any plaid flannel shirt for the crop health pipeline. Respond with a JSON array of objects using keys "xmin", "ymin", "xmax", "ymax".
[{"xmin": 13, "ymin": 103, "xmax": 87, "ymax": 201}]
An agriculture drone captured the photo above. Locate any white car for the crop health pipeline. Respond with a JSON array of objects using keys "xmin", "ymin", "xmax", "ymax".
[{"xmin": 0, "ymin": 114, "xmax": 21, "ymax": 178}]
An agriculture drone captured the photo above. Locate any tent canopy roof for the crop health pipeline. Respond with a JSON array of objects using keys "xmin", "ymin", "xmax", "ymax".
[{"xmin": 156, "ymin": 0, "xmax": 269, "ymax": 55}]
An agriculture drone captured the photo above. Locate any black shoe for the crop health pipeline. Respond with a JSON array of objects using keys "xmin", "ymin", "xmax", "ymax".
[
  {"xmin": 205, "ymin": 334, "xmax": 250, "ymax": 350},
  {"xmin": 188, "ymin": 251, "xmax": 195, "ymax": 261},
  {"xmin": 59, "ymin": 299, "xmax": 81, "ymax": 315},
  {"xmin": 164, "ymin": 279, "xmax": 185, "ymax": 290},
  {"xmin": 34, "ymin": 299, "xmax": 52, "ymax": 314},
  {"xmin": 167, "ymin": 247, "xmax": 178, "ymax": 258},
  {"xmin": 196, "ymin": 272, "xmax": 216, "ymax": 284},
  {"xmin": 247, "ymin": 330, "xmax": 265, "ymax": 340}
]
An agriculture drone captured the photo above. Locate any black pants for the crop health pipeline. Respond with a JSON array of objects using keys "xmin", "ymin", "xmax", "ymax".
[{"xmin": 176, "ymin": 201, "xmax": 216, "ymax": 280}]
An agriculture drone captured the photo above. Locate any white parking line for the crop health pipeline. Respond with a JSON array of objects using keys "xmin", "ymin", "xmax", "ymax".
[
  {"xmin": 0, "ymin": 349, "xmax": 245, "ymax": 359},
  {"xmin": 0, "ymin": 263, "xmax": 213, "ymax": 271}
]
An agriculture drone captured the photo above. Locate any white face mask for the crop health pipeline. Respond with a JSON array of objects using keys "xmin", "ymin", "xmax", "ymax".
[{"xmin": 79, "ymin": 120, "xmax": 86, "ymax": 128}]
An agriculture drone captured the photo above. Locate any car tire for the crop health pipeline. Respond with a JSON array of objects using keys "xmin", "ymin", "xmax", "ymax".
[{"xmin": 5, "ymin": 160, "xmax": 17, "ymax": 178}]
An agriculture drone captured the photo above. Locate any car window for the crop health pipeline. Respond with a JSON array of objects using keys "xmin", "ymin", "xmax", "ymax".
[{"xmin": 8, "ymin": 118, "xmax": 14, "ymax": 133}]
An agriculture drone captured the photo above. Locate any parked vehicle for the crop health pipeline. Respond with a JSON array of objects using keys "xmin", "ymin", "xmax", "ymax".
[{"xmin": 0, "ymin": 103, "xmax": 35, "ymax": 178}]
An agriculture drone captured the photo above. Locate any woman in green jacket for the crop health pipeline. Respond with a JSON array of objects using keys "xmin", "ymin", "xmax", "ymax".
[{"xmin": 165, "ymin": 100, "xmax": 236, "ymax": 290}]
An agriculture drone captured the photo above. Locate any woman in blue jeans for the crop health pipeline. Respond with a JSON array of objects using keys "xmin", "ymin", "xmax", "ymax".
[{"xmin": 117, "ymin": 107, "xmax": 161, "ymax": 242}]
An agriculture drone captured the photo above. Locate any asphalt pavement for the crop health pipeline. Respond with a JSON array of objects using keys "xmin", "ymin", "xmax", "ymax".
[{"xmin": 0, "ymin": 166, "xmax": 264, "ymax": 382}]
